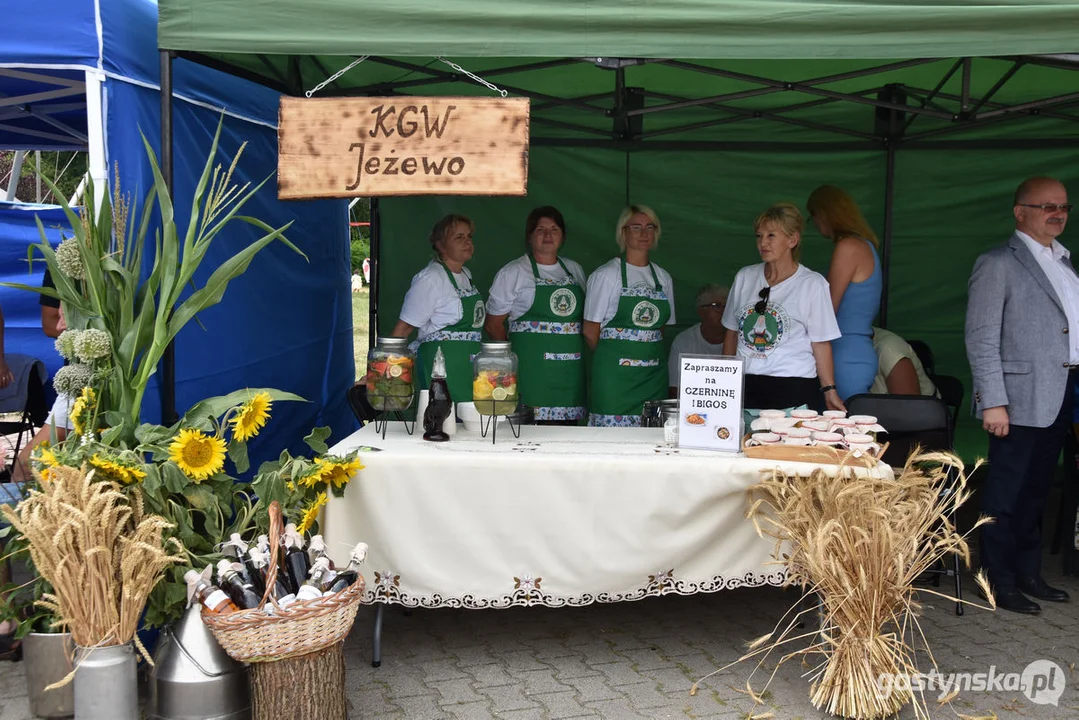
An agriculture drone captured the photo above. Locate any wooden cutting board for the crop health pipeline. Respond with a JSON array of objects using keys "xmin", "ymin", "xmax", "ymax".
[{"xmin": 741, "ymin": 436, "xmax": 887, "ymax": 469}]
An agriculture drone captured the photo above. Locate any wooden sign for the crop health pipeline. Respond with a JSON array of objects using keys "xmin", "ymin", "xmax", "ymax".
[
  {"xmin": 277, "ymin": 96, "xmax": 529, "ymax": 199},
  {"xmin": 677, "ymin": 355, "xmax": 744, "ymax": 453}
]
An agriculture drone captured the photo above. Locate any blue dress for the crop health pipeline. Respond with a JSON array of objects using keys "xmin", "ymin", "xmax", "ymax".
[{"xmin": 832, "ymin": 239, "xmax": 882, "ymax": 400}]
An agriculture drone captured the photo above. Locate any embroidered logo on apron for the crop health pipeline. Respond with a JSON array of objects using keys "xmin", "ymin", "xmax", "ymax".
[
  {"xmin": 549, "ymin": 288, "xmax": 578, "ymax": 317},
  {"xmin": 631, "ymin": 300, "xmax": 660, "ymax": 327},
  {"xmin": 737, "ymin": 302, "xmax": 788, "ymax": 358},
  {"xmin": 472, "ymin": 300, "xmax": 486, "ymax": 328}
]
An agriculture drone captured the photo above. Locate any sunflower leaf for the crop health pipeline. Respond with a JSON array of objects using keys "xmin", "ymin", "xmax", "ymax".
[
  {"xmin": 304, "ymin": 427, "xmax": 332, "ymax": 455},
  {"xmin": 228, "ymin": 440, "xmax": 250, "ymax": 475},
  {"xmin": 162, "ymin": 462, "xmax": 190, "ymax": 494},
  {"xmin": 135, "ymin": 423, "xmax": 175, "ymax": 445},
  {"xmin": 183, "ymin": 484, "xmax": 216, "ymax": 512},
  {"xmin": 184, "ymin": 388, "xmax": 307, "ymax": 425}
]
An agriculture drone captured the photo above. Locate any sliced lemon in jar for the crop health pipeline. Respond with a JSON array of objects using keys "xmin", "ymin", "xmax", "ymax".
[
  {"xmin": 492, "ymin": 387, "xmax": 508, "ymax": 401},
  {"xmin": 388, "ymin": 365, "xmax": 403, "ymax": 377}
]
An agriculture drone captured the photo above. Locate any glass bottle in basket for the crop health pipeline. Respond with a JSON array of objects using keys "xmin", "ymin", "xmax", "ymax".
[
  {"xmin": 322, "ymin": 542, "xmax": 369, "ymax": 594},
  {"xmin": 185, "ymin": 568, "xmax": 240, "ymax": 614},
  {"xmin": 366, "ymin": 337, "xmax": 416, "ymax": 412},
  {"xmin": 473, "ymin": 341, "xmax": 518, "ymax": 416},
  {"xmin": 216, "ymin": 559, "xmax": 261, "ymax": 609}
]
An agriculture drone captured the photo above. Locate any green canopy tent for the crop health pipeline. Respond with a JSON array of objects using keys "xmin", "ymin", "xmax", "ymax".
[{"xmin": 156, "ymin": 0, "xmax": 1079, "ymax": 458}]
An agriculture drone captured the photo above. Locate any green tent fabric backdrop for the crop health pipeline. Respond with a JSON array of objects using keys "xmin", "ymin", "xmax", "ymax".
[
  {"xmin": 156, "ymin": 0, "xmax": 1079, "ymax": 460},
  {"xmin": 377, "ymin": 146, "xmax": 1079, "ymax": 460},
  {"xmin": 159, "ymin": 0, "xmax": 1079, "ymax": 60}
]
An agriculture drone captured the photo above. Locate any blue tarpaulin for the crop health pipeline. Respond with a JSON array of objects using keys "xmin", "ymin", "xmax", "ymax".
[{"xmin": 1, "ymin": 0, "xmax": 356, "ymax": 464}]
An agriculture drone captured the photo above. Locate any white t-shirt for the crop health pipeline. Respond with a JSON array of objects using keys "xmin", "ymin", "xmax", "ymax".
[
  {"xmin": 721, "ymin": 263, "xmax": 840, "ymax": 378},
  {"xmin": 399, "ymin": 260, "xmax": 481, "ymax": 341},
  {"xmin": 583, "ymin": 258, "xmax": 676, "ymax": 327},
  {"xmin": 46, "ymin": 392, "xmax": 75, "ymax": 430},
  {"xmin": 486, "ymin": 255, "xmax": 587, "ymax": 321},
  {"xmin": 667, "ymin": 323, "xmax": 726, "ymax": 388}
]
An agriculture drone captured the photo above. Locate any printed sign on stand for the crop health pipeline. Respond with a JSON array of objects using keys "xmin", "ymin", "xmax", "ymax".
[{"xmin": 677, "ymin": 354, "xmax": 744, "ymax": 452}]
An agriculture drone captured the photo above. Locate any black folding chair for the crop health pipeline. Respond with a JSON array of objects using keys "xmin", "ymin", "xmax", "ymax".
[
  {"xmin": 933, "ymin": 374, "xmax": 965, "ymax": 431},
  {"xmin": 0, "ymin": 356, "xmax": 48, "ymax": 483},
  {"xmin": 346, "ymin": 383, "xmax": 378, "ymax": 426},
  {"xmin": 846, "ymin": 393, "xmax": 965, "ymax": 615}
]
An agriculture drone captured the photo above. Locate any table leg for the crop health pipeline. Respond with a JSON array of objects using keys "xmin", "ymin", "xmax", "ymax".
[{"xmin": 372, "ymin": 603, "xmax": 384, "ymax": 668}]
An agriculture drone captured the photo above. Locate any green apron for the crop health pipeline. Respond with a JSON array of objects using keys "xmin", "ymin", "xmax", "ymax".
[
  {"xmin": 418, "ymin": 262, "xmax": 485, "ymax": 403},
  {"xmin": 508, "ymin": 256, "xmax": 586, "ymax": 421},
  {"xmin": 589, "ymin": 258, "xmax": 672, "ymax": 426}
]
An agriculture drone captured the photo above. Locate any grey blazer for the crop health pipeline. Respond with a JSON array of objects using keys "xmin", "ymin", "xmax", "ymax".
[{"xmin": 965, "ymin": 232, "xmax": 1073, "ymax": 428}]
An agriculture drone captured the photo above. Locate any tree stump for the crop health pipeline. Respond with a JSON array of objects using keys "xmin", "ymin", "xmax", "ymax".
[{"xmin": 250, "ymin": 642, "xmax": 346, "ymax": 720}]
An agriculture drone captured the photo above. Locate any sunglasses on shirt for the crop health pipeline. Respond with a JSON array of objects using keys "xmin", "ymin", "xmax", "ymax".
[{"xmin": 754, "ymin": 286, "xmax": 771, "ymax": 315}]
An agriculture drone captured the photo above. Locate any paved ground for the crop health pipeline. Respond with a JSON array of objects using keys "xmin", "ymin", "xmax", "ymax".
[{"xmin": 1, "ymin": 556, "xmax": 1075, "ymax": 720}]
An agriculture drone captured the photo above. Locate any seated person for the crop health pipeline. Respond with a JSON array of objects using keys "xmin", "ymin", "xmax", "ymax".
[
  {"xmin": 668, "ymin": 283, "xmax": 728, "ymax": 396},
  {"xmin": 869, "ymin": 326, "xmax": 937, "ymax": 396}
]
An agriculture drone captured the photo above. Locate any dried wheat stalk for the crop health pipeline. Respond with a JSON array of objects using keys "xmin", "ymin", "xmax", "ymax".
[
  {"xmin": 1, "ymin": 465, "xmax": 184, "ymax": 650},
  {"xmin": 696, "ymin": 450, "xmax": 994, "ymax": 720}
]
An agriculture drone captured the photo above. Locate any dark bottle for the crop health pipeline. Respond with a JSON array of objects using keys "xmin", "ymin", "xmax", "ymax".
[
  {"xmin": 308, "ymin": 535, "xmax": 334, "ymax": 569},
  {"xmin": 243, "ymin": 546, "xmax": 267, "ymax": 597},
  {"xmin": 222, "ymin": 533, "xmax": 258, "ymax": 591},
  {"xmin": 248, "ymin": 547, "xmax": 291, "ymax": 601},
  {"xmin": 184, "ymin": 568, "xmax": 240, "ymax": 614},
  {"xmin": 423, "ymin": 347, "xmax": 453, "ymax": 442},
  {"xmin": 216, "ymin": 559, "xmax": 262, "ymax": 609},
  {"xmin": 282, "ymin": 523, "xmax": 311, "ymax": 595},
  {"xmin": 297, "ymin": 557, "xmax": 335, "ymax": 601},
  {"xmin": 323, "ymin": 542, "xmax": 369, "ymax": 594}
]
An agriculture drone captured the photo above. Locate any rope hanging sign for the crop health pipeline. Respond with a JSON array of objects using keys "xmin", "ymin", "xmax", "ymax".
[{"xmin": 283, "ymin": 58, "xmax": 528, "ymax": 199}]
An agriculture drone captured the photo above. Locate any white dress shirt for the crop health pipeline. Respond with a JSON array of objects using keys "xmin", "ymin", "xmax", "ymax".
[{"xmin": 1017, "ymin": 230, "xmax": 1079, "ymax": 363}]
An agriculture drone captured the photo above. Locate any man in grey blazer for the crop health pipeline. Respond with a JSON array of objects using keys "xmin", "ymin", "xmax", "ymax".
[{"xmin": 966, "ymin": 176, "xmax": 1075, "ymax": 614}]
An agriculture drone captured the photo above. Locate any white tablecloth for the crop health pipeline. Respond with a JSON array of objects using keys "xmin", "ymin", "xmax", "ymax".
[{"xmin": 323, "ymin": 424, "xmax": 892, "ymax": 609}]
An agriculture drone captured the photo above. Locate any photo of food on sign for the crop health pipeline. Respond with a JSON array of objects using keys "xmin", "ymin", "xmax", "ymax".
[
  {"xmin": 684, "ymin": 413, "xmax": 707, "ymax": 425},
  {"xmin": 715, "ymin": 427, "xmax": 731, "ymax": 440}
]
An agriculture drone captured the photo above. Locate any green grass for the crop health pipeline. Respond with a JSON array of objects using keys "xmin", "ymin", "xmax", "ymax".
[{"xmin": 352, "ymin": 288, "xmax": 370, "ymax": 381}]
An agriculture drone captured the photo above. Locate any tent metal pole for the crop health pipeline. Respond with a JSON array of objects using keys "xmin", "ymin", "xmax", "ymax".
[
  {"xmin": 660, "ymin": 59, "xmax": 956, "ymax": 120},
  {"xmin": 352, "ymin": 58, "xmax": 582, "ymax": 95},
  {"xmin": 903, "ymin": 59, "xmax": 964, "ymax": 132},
  {"xmin": 5, "ymin": 150, "xmax": 25, "ymax": 201},
  {"xmin": 365, "ymin": 57, "xmax": 609, "ymax": 114},
  {"xmin": 160, "ymin": 49, "xmax": 178, "ymax": 425},
  {"xmin": 967, "ymin": 61, "xmax": 1023, "ymax": 115},
  {"xmin": 880, "ymin": 142, "xmax": 896, "ymax": 329},
  {"xmin": 84, "ymin": 70, "xmax": 107, "ymax": 217},
  {"xmin": 369, "ymin": 198, "xmax": 381, "ymax": 345}
]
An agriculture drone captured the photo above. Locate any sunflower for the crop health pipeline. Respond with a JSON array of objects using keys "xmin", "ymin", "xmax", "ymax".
[
  {"xmin": 297, "ymin": 492, "xmax": 328, "ymax": 535},
  {"xmin": 33, "ymin": 443, "xmax": 58, "ymax": 468},
  {"xmin": 311, "ymin": 456, "xmax": 364, "ymax": 490},
  {"xmin": 88, "ymin": 453, "xmax": 145, "ymax": 485},
  {"xmin": 231, "ymin": 391, "xmax": 272, "ymax": 442},
  {"xmin": 168, "ymin": 428, "xmax": 227, "ymax": 482},
  {"xmin": 70, "ymin": 386, "xmax": 97, "ymax": 435}
]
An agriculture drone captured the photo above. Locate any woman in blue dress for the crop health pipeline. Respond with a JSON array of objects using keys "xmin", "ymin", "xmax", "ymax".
[{"xmin": 806, "ymin": 185, "xmax": 882, "ymax": 401}]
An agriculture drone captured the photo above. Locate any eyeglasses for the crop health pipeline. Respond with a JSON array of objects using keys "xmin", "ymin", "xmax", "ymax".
[
  {"xmin": 624, "ymin": 223, "xmax": 658, "ymax": 234},
  {"xmin": 1018, "ymin": 203, "xmax": 1073, "ymax": 213},
  {"xmin": 698, "ymin": 302, "xmax": 726, "ymax": 311},
  {"xmin": 533, "ymin": 227, "xmax": 563, "ymax": 237},
  {"xmin": 754, "ymin": 286, "xmax": 771, "ymax": 316}
]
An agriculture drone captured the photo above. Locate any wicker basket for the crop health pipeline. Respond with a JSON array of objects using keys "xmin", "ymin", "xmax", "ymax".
[{"xmin": 201, "ymin": 501, "xmax": 365, "ymax": 663}]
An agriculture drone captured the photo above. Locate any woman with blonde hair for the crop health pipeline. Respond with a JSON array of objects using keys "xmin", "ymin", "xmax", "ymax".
[
  {"xmin": 806, "ymin": 185, "xmax": 882, "ymax": 400},
  {"xmin": 583, "ymin": 204, "xmax": 676, "ymax": 425},
  {"xmin": 722, "ymin": 203, "xmax": 844, "ymax": 412},
  {"xmin": 392, "ymin": 214, "xmax": 485, "ymax": 401}
]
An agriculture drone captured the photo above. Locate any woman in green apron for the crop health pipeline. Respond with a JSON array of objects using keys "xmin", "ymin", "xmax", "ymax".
[
  {"xmin": 392, "ymin": 214, "xmax": 485, "ymax": 402},
  {"xmin": 583, "ymin": 205, "xmax": 676, "ymax": 426},
  {"xmin": 485, "ymin": 207, "xmax": 587, "ymax": 423}
]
